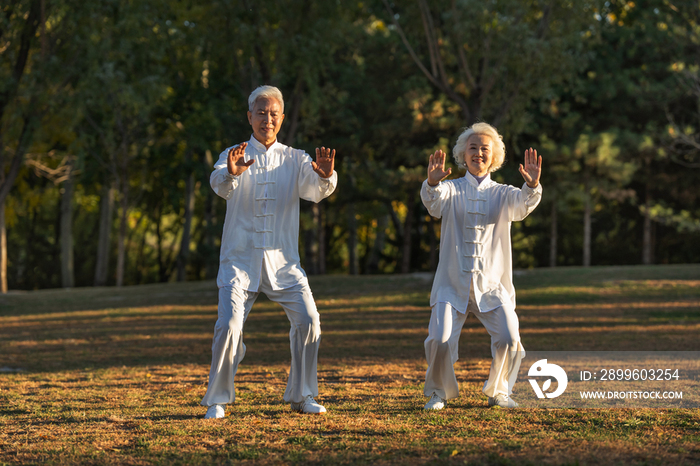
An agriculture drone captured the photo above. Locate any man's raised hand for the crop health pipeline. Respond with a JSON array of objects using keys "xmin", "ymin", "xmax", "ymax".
[
  {"xmin": 312, "ymin": 147, "xmax": 335, "ymax": 179},
  {"xmin": 227, "ymin": 143, "xmax": 254, "ymax": 177},
  {"xmin": 518, "ymin": 148, "xmax": 542, "ymax": 189},
  {"xmin": 427, "ymin": 150, "xmax": 452, "ymax": 187}
]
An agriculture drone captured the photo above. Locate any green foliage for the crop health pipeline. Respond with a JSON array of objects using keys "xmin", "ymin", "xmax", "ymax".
[{"xmin": 2, "ymin": 0, "xmax": 700, "ymax": 289}]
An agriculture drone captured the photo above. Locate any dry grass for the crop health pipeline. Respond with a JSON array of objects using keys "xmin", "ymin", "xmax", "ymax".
[{"xmin": 1, "ymin": 264, "xmax": 700, "ymax": 465}]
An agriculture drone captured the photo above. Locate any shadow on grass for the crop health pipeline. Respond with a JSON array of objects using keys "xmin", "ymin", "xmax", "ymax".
[
  {"xmin": 3, "ymin": 314, "xmax": 700, "ymax": 373},
  {"xmin": 0, "ymin": 274, "xmax": 433, "ymax": 316},
  {"xmin": 1, "ymin": 266, "xmax": 699, "ymax": 374},
  {"xmin": 146, "ymin": 414, "xmax": 202, "ymax": 421}
]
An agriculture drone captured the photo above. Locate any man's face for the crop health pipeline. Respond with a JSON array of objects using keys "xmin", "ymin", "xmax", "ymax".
[
  {"xmin": 247, "ymin": 97, "xmax": 284, "ymax": 147},
  {"xmin": 465, "ymin": 133, "xmax": 493, "ymax": 177}
]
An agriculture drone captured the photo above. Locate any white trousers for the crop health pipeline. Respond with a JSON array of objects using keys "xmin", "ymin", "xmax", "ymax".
[
  {"xmin": 201, "ymin": 276, "xmax": 321, "ymax": 406},
  {"xmin": 424, "ymin": 289, "xmax": 524, "ymax": 400}
]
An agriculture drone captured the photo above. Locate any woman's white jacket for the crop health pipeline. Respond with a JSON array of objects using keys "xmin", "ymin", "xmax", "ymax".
[{"xmin": 421, "ymin": 174, "xmax": 542, "ymax": 313}]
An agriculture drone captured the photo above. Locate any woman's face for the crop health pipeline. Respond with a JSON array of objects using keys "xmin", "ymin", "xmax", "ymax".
[{"xmin": 465, "ymin": 133, "xmax": 493, "ymax": 177}]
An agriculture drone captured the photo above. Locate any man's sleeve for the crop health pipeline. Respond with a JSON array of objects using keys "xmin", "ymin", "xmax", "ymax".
[
  {"xmin": 297, "ymin": 152, "xmax": 337, "ymax": 203},
  {"xmin": 210, "ymin": 146, "xmax": 240, "ymax": 200}
]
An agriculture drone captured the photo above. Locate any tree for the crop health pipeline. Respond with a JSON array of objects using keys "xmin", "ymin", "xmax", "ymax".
[
  {"xmin": 1, "ymin": 0, "xmax": 95, "ymax": 291},
  {"xmin": 381, "ymin": 0, "xmax": 592, "ymax": 131},
  {"xmin": 76, "ymin": 0, "xmax": 171, "ymax": 286},
  {"xmin": 0, "ymin": 0, "xmax": 43, "ymax": 292}
]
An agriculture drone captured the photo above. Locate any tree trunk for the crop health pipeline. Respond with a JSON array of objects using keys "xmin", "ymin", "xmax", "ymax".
[
  {"xmin": 94, "ymin": 180, "xmax": 114, "ymax": 286},
  {"xmin": 177, "ymin": 168, "xmax": 195, "ymax": 282},
  {"xmin": 136, "ymin": 226, "xmax": 147, "ymax": 284},
  {"xmin": 303, "ymin": 228, "xmax": 317, "ymax": 275},
  {"xmin": 387, "ymin": 201, "xmax": 403, "ymax": 237},
  {"xmin": 642, "ymin": 189, "xmax": 652, "ymax": 265},
  {"xmin": 318, "ymin": 203, "xmax": 326, "ymax": 275},
  {"xmin": 0, "ymin": 117, "xmax": 33, "ymax": 209},
  {"xmin": 401, "ymin": 192, "xmax": 415, "ymax": 274},
  {"xmin": 0, "ymin": 0, "xmax": 41, "ymax": 207},
  {"xmin": 0, "ymin": 198, "xmax": 7, "ymax": 293},
  {"xmin": 428, "ymin": 216, "xmax": 438, "ymax": 271},
  {"xmin": 366, "ymin": 213, "xmax": 389, "ymax": 274},
  {"xmin": 204, "ymin": 191, "xmax": 218, "ymax": 279},
  {"xmin": 549, "ymin": 201, "xmax": 557, "ymax": 268},
  {"xmin": 155, "ymin": 204, "xmax": 169, "ymax": 283},
  {"xmin": 60, "ymin": 158, "xmax": 75, "ymax": 288},
  {"xmin": 347, "ymin": 203, "xmax": 359, "ymax": 275},
  {"xmin": 280, "ymin": 77, "xmax": 303, "ymax": 146},
  {"xmin": 203, "ymin": 150, "xmax": 218, "ymax": 279},
  {"xmin": 304, "ymin": 203, "xmax": 320, "ymax": 275},
  {"xmin": 115, "ymin": 179, "xmax": 128, "ymax": 287},
  {"xmin": 345, "ymin": 168, "xmax": 358, "ymax": 275},
  {"xmin": 583, "ymin": 193, "xmax": 591, "ymax": 267}
]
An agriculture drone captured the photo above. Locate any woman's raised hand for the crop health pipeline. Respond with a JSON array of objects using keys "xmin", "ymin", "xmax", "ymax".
[
  {"xmin": 427, "ymin": 150, "xmax": 452, "ymax": 187},
  {"xmin": 518, "ymin": 148, "xmax": 542, "ymax": 188}
]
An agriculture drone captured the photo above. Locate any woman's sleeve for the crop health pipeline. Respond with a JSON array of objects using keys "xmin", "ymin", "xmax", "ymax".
[
  {"xmin": 506, "ymin": 183, "xmax": 543, "ymax": 222},
  {"xmin": 420, "ymin": 179, "xmax": 452, "ymax": 219}
]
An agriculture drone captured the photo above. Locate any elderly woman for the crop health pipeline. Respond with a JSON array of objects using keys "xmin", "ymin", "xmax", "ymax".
[{"xmin": 420, "ymin": 122, "xmax": 543, "ymax": 410}]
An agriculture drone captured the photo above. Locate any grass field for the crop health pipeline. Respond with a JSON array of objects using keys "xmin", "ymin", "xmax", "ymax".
[{"xmin": 1, "ymin": 264, "xmax": 699, "ymax": 465}]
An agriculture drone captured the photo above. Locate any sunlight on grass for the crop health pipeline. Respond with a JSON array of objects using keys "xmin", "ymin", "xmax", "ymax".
[{"xmin": 1, "ymin": 265, "xmax": 700, "ymax": 464}]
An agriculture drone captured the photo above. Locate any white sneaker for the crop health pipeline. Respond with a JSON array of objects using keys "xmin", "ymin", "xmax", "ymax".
[
  {"xmin": 488, "ymin": 394, "xmax": 519, "ymax": 408},
  {"xmin": 204, "ymin": 404, "xmax": 226, "ymax": 419},
  {"xmin": 424, "ymin": 392, "xmax": 445, "ymax": 410},
  {"xmin": 290, "ymin": 395, "xmax": 326, "ymax": 414}
]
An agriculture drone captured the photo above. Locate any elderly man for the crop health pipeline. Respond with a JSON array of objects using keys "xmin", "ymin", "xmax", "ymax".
[
  {"xmin": 202, "ymin": 85, "xmax": 337, "ymax": 419},
  {"xmin": 420, "ymin": 122, "xmax": 542, "ymax": 410}
]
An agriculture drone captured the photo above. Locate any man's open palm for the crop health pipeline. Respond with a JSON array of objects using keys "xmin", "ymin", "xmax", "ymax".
[
  {"xmin": 312, "ymin": 147, "xmax": 335, "ymax": 178},
  {"xmin": 227, "ymin": 143, "xmax": 254, "ymax": 176}
]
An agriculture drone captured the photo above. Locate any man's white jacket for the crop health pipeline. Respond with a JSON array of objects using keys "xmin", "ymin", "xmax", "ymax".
[
  {"xmin": 421, "ymin": 174, "xmax": 542, "ymax": 313},
  {"xmin": 210, "ymin": 136, "xmax": 337, "ymax": 291}
]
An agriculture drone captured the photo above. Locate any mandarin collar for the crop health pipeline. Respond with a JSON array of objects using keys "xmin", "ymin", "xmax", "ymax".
[
  {"xmin": 464, "ymin": 172, "xmax": 492, "ymax": 189},
  {"xmin": 247, "ymin": 135, "xmax": 279, "ymax": 152}
]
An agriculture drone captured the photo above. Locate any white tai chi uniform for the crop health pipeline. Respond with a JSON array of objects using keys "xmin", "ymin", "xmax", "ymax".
[
  {"xmin": 201, "ymin": 135, "xmax": 337, "ymax": 407},
  {"xmin": 420, "ymin": 173, "xmax": 542, "ymax": 400}
]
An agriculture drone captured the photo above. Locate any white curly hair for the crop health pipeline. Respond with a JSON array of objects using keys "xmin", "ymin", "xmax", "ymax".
[{"xmin": 452, "ymin": 122, "xmax": 506, "ymax": 173}]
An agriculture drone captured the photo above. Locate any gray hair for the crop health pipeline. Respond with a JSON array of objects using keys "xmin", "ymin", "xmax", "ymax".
[
  {"xmin": 248, "ymin": 85, "xmax": 285, "ymax": 113},
  {"xmin": 452, "ymin": 122, "xmax": 506, "ymax": 173}
]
